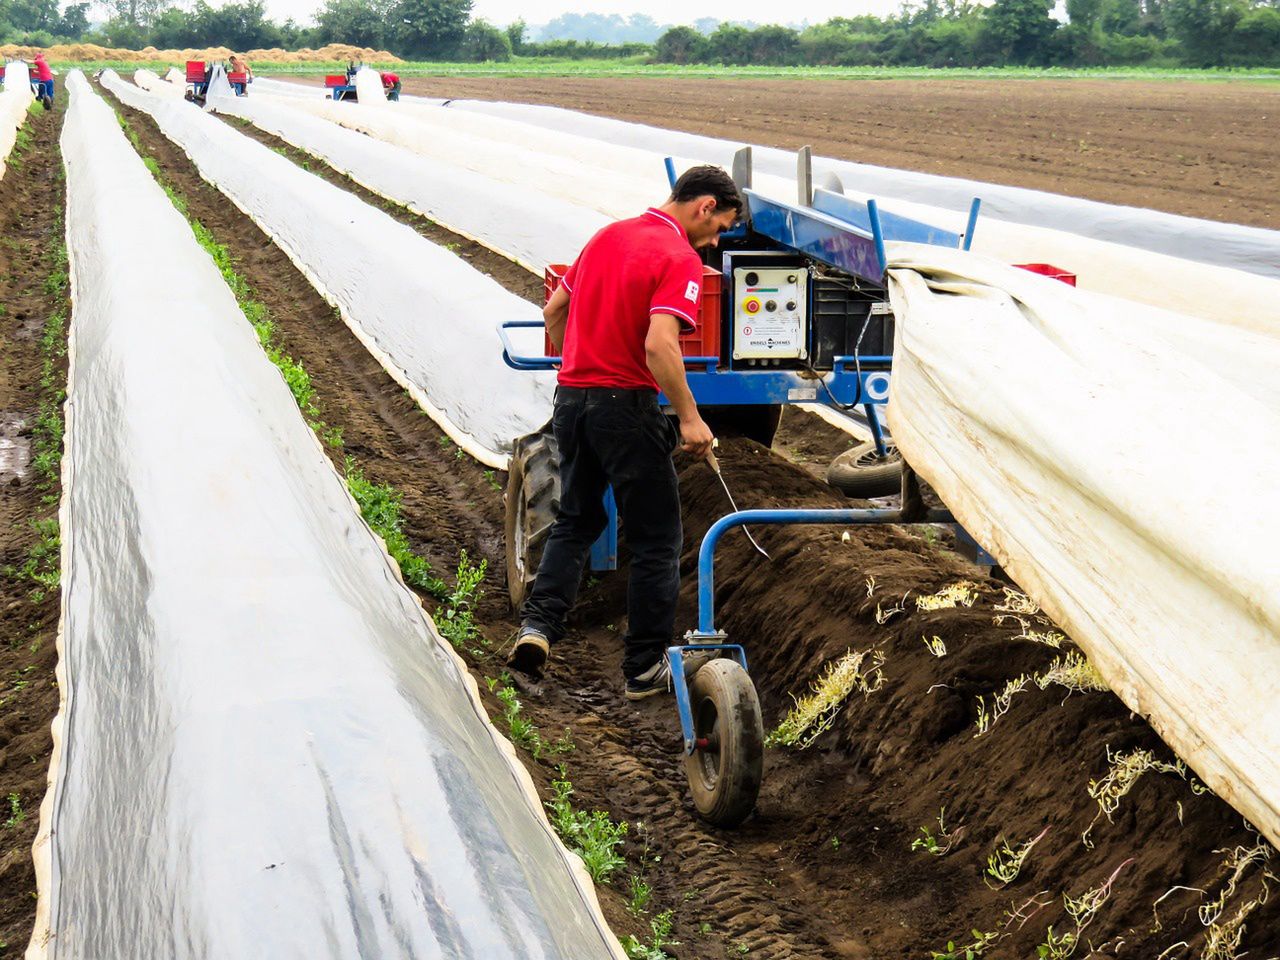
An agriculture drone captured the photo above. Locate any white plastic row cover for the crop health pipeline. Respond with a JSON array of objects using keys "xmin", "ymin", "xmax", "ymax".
[
  {"xmin": 451, "ymin": 97, "xmax": 1280, "ymax": 283},
  {"xmin": 0, "ymin": 60, "xmax": 34, "ymax": 176},
  {"xmin": 245, "ymin": 80, "xmax": 1280, "ymax": 330},
  {"xmin": 103, "ymin": 68, "xmax": 555, "ymax": 468},
  {"xmin": 886, "ymin": 242, "xmax": 1280, "ymax": 851},
  {"xmin": 30, "ymin": 70, "xmax": 621, "ymax": 959}
]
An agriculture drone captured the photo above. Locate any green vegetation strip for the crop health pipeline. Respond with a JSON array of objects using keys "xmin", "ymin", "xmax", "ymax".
[
  {"xmin": 112, "ymin": 106, "xmax": 448, "ymax": 600},
  {"xmin": 3, "ymin": 120, "xmax": 67, "ymax": 605}
]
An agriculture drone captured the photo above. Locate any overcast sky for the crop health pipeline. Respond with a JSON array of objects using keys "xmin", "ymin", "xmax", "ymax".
[{"xmin": 265, "ymin": 0, "xmax": 904, "ymax": 28}]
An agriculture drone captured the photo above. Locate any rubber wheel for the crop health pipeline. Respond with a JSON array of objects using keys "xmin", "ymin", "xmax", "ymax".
[
  {"xmin": 826, "ymin": 440, "xmax": 902, "ymax": 498},
  {"xmin": 504, "ymin": 424, "xmax": 560, "ymax": 610},
  {"xmin": 685, "ymin": 659, "xmax": 764, "ymax": 827}
]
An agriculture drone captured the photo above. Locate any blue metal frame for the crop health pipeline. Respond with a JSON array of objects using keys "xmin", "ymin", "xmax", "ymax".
[
  {"xmin": 669, "ymin": 643, "xmax": 749, "ymax": 754},
  {"xmin": 669, "ymin": 504, "xmax": 953, "ymax": 754},
  {"xmin": 498, "ymin": 321, "xmax": 890, "ymax": 408},
  {"xmin": 331, "ymin": 85, "xmax": 358, "ymax": 101}
]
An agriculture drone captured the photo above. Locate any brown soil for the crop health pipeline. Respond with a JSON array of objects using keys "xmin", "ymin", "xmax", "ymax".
[
  {"xmin": 394, "ymin": 75, "xmax": 1280, "ymax": 230},
  {"xmin": 113, "ymin": 81, "xmax": 1280, "ymax": 957},
  {"xmin": 0, "ymin": 102, "xmax": 68, "ymax": 953}
]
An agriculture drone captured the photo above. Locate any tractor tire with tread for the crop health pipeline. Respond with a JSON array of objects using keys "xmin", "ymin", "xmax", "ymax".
[
  {"xmin": 504, "ymin": 424, "xmax": 561, "ymax": 611},
  {"xmin": 826, "ymin": 439, "xmax": 902, "ymax": 498},
  {"xmin": 685, "ymin": 658, "xmax": 765, "ymax": 827}
]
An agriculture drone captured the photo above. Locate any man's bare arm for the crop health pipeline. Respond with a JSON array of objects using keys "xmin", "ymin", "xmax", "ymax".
[
  {"xmin": 645, "ymin": 314, "xmax": 714, "ymax": 459},
  {"xmin": 544, "ymin": 285, "xmax": 571, "ymax": 353}
]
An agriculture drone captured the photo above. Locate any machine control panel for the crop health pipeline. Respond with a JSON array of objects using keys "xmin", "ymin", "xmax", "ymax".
[{"xmin": 732, "ymin": 267, "xmax": 808, "ymax": 361}]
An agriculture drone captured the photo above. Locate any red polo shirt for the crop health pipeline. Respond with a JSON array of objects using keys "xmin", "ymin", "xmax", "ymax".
[{"xmin": 558, "ymin": 208, "xmax": 704, "ymax": 391}]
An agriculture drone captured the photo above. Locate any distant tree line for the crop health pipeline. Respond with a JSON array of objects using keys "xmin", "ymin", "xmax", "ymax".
[
  {"xmin": 656, "ymin": 0, "xmax": 1280, "ymax": 68},
  {"xmin": 1, "ymin": 0, "xmax": 1276, "ymax": 66}
]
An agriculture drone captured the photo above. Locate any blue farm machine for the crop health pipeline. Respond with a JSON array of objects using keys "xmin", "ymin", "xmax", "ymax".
[{"xmin": 500, "ymin": 149, "xmax": 1072, "ymax": 826}]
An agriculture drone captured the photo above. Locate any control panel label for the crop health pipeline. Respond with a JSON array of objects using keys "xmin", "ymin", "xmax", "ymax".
[{"xmin": 732, "ymin": 266, "xmax": 808, "ymax": 360}]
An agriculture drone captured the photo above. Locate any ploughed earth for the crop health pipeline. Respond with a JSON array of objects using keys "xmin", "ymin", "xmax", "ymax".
[
  {"xmin": 77, "ymin": 78, "xmax": 1278, "ymax": 957},
  {"xmin": 397, "ymin": 73, "xmax": 1280, "ymax": 231},
  {"xmin": 0, "ymin": 101, "xmax": 67, "ymax": 953}
]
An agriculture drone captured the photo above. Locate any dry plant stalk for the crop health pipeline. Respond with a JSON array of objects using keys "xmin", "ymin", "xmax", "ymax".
[
  {"xmin": 1036, "ymin": 859, "xmax": 1134, "ymax": 959},
  {"xmin": 1035, "ymin": 650, "xmax": 1108, "ymax": 697},
  {"xmin": 916, "ymin": 580, "xmax": 980, "ymax": 611},
  {"xmin": 767, "ymin": 649, "xmax": 886, "ymax": 748},
  {"xmin": 1083, "ymin": 746, "xmax": 1203, "ymax": 846},
  {"xmin": 864, "ymin": 575, "xmax": 876, "ymax": 598},
  {"xmin": 1199, "ymin": 840, "xmax": 1273, "ymax": 925},
  {"xmin": 1201, "ymin": 869, "xmax": 1273, "ymax": 960},
  {"xmin": 986, "ymin": 826, "xmax": 1051, "ymax": 887},
  {"xmin": 973, "ymin": 675, "xmax": 1030, "ymax": 737},
  {"xmin": 875, "ymin": 592, "xmax": 909, "ymax": 624},
  {"xmin": 992, "ymin": 588, "xmax": 1067, "ymax": 647},
  {"xmin": 994, "ymin": 586, "xmax": 1040, "ymax": 616},
  {"xmin": 922, "ymin": 635, "xmax": 947, "ymax": 657},
  {"xmin": 1003, "ymin": 891, "xmax": 1054, "ymax": 931},
  {"xmin": 911, "ymin": 806, "xmax": 966, "ymax": 856}
]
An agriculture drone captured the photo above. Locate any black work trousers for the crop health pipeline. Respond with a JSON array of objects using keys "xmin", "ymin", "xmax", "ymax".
[{"xmin": 521, "ymin": 386, "xmax": 683, "ymax": 679}]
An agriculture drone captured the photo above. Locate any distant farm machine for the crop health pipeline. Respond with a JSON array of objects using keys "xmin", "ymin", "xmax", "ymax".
[
  {"xmin": 184, "ymin": 60, "xmax": 250, "ymax": 105},
  {"xmin": 323, "ymin": 62, "xmax": 361, "ymax": 102},
  {"xmin": 500, "ymin": 149, "xmax": 1073, "ymax": 827}
]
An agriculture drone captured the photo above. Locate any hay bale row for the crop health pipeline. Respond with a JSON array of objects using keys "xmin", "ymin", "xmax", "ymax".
[{"xmin": 0, "ymin": 42, "xmax": 401, "ymax": 63}]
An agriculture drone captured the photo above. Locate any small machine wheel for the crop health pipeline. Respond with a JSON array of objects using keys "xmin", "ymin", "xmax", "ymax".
[
  {"xmin": 684, "ymin": 659, "xmax": 764, "ymax": 827},
  {"xmin": 826, "ymin": 440, "xmax": 902, "ymax": 498},
  {"xmin": 504, "ymin": 424, "xmax": 560, "ymax": 610}
]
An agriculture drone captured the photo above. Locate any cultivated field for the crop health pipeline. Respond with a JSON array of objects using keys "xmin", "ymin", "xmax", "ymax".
[{"xmin": 2, "ymin": 67, "xmax": 1278, "ymax": 959}]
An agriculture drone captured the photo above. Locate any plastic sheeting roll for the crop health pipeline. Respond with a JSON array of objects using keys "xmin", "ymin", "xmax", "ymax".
[
  {"xmin": 267, "ymin": 92, "xmax": 1280, "ymax": 328},
  {"xmin": 135, "ymin": 68, "xmax": 184, "ymax": 97},
  {"xmin": 203, "ymin": 85, "xmax": 609, "ymax": 272},
  {"xmin": 101, "ymin": 70, "xmax": 555, "ymax": 467},
  {"xmin": 354, "ymin": 64, "xmax": 386, "ymax": 103},
  {"xmin": 451, "ymin": 98, "xmax": 1280, "ymax": 283},
  {"xmin": 884, "ymin": 242, "xmax": 1280, "ymax": 849},
  {"xmin": 0, "ymin": 60, "xmax": 34, "ymax": 175},
  {"xmin": 30, "ymin": 71, "xmax": 623, "ymax": 960}
]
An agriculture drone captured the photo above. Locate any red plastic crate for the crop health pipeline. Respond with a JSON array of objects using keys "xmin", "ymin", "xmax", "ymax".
[
  {"xmin": 324, "ymin": 75, "xmax": 348, "ymax": 87},
  {"xmin": 543, "ymin": 264, "xmax": 722, "ymax": 360},
  {"xmin": 1014, "ymin": 262, "xmax": 1077, "ymax": 286},
  {"xmin": 185, "ymin": 60, "xmax": 206, "ymax": 83}
]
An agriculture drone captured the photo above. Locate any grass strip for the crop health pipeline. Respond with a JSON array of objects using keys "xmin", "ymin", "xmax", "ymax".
[
  {"xmin": 3, "ymin": 120, "xmax": 68, "ymax": 604},
  {"xmin": 112, "ymin": 106, "xmax": 446, "ymax": 599}
]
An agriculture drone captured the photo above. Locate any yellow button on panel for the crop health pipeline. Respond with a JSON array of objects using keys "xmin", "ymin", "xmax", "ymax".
[{"xmin": 743, "ymin": 297, "xmax": 762, "ymax": 314}]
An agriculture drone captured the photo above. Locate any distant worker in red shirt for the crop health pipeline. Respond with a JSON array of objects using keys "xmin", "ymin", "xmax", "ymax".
[
  {"xmin": 509, "ymin": 165, "xmax": 742, "ymax": 699},
  {"xmin": 380, "ymin": 70, "xmax": 401, "ymax": 101},
  {"xmin": 32, "ymin": 52, "xmax": 55, "ymax": 110}
]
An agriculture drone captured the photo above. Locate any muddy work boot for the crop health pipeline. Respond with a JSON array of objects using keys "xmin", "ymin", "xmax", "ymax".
[
  {"xmin": 507, "ymin": 625, "xmax": 550, "ymax": 677},
  {"xmin": 625, "ymin": 649, "xmax": 719, "ymax": 701}
]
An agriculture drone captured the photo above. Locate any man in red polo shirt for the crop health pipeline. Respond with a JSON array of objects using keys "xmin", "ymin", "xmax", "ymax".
[{"xmin": 509, "ymin": 165, "xmax": 742, "ymax": 699}]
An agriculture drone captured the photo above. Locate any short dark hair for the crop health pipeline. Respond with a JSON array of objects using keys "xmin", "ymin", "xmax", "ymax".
[{"xmin": 670, "ymin": 165, "xmax": 742, "ymax": 214}]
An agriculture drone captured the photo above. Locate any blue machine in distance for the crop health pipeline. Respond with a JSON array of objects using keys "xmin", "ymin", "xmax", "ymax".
[{"xmin": 499, "ymin": 148, "xmax": 983, "ymax": 826}]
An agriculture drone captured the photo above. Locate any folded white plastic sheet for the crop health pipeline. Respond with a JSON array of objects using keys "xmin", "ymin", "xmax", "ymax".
[
  {"xmin": 263, "ymin": 91, "xmax": 1280, "ymax": 328},
  {"xmin": 100, "ymin": 70, "xmax": 555, "ymax": 467},
  {"xmin": 201, "ymin": 84, "xmax": 610, "ymax": 272},
  {"xmin": 32, "ymin": 71, "xmax": 622, "ymax": 959},
  {"xmin": 0, "ymin": 61, "xmax": 34, "ymax": 174},
  {"xmin": 884, "ymin": 243, "xmax": 1280, "ymax": 849},
  {"xmin": 452, "ymin": 98, "xmax": 1280, "ymax": 283},
  {"xmin": 135, "ymin": 67, "xmax": 183, "ymax": 97},
  {"xmin": 262, "ymin": 92, "xmax": 709, "ymax": 223},
  {"xmin": 354, "ymin": 64, "xmax": 386, "ymax": 102}
]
